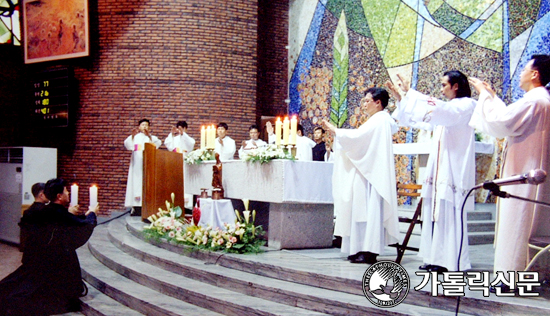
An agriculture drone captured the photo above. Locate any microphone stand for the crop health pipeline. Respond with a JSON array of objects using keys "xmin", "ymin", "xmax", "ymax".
[{"xmin": 484, "ymin": 183, "xmax": 550, "ymax": 207}]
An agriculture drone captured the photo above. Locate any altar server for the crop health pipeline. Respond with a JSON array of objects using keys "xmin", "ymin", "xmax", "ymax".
[
  {"xmin": 386, "ymin": 70, "xmax": 476, "ymax": 273},
  {"xmin": 295, "ymin": 124, "xmax": 316, "ymax": 161},
  {"xmin": 322, "ymin": 87, "xmax": 400, "ymax": 264},
  {"xmin": 238, "ymin": 124, "xmax": 267, "ymax": 159},
  {"xmin": 164, "ymin": 120, "xmax": 195, "ymax": 154},
  {"xmin": 469, "ymin": 55, "xmax": 550, "ymax": 279},
  {"xmin": 124, "ymin": 119, "xmax": 162, "ymax": 214},
  {"xmin": 215, "ymin": 122, "xmax": 236, "ymax": 161}
]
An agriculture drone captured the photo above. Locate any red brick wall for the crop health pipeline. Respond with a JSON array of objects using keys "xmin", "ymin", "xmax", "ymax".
[
  {"xmin": 1, "ymin": 0, "xmax": 291, "ymax": 215},
  {"xmin": 257, "ymin": 0, "xmax": 289, "ymax": 118}
]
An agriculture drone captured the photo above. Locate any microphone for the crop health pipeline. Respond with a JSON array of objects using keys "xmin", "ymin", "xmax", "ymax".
[{"xmin": 474, "ymin": 169, "xmax": 547, "ymax": 190}]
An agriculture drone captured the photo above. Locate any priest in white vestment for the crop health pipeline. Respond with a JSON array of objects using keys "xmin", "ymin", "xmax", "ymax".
[
  {"xmin": 387, "ymin": 71, "xmax": 476, "ymax": 272},
  {"xmin": 469, "ymin": 55, "xmax": 550, "ymax": 279},
  {"xmin": 295, "ymin": 124, "xmax": 316, "ymax": 161},
  {"xmin": 214, "ymin": 122, "xmax": 236, "ymax": 161},
  {"xmin": 238, "ymin": 124, "xmax": 267, "ymax": 159},
  {"xmin": 323, "ymin": 87, "xmax": 400, "ymax": 264},
  {"xmin": 164, "ymin": 120, "xmax": 195, "ymax": 154},
  {"xmin": 124, "ymin": 119, "xmax": 162, "ymax": 212}
]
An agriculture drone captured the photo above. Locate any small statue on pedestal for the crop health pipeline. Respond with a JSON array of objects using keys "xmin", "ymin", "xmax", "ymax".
[{"xmin": 212, "ymin": 153, "xmax": 224, "ymax": 199}]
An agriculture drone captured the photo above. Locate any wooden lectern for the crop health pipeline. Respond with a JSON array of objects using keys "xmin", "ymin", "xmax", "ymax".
[{"xmin": 142, "ymin": 143, "xmax": 185, "ymax": 221}]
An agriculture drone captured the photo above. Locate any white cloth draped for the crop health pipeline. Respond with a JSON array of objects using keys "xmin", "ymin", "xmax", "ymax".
[
  {"xmin": 238, "ymin": 138, "xmax": 267, "ymax": 159},
  {"xmin": 394, "ymin": 89, "xmax": 476, "ymax": 271},
  {"xmin": 332, "ymin": 111, "xmax": 400, "ymax": 255},
  {"xmin": 123, "ymin": 133, "xmax": 161, "ymax": 207},
  {"xmin": 164, "ymin": 132, "xmax": 195, "ymax": 154},
  {"xmin": 214, "ymin": 136, "xmax": 236, "ymax": 161},
  {"xmin": 469, "ymin": 87, "xmax": 550, "ymax": 272}
]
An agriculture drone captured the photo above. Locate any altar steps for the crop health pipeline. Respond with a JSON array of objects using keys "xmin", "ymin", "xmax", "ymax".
[
  {"xmin": 397, "ymin": 202, "xmax": 496, "ymax": 247},
  {"xmin": 76, "ymin": 215, "xmax": 550, "ymax": 316}
]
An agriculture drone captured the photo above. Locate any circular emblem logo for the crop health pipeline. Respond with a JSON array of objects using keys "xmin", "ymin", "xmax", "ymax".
[{"xmin": 362, "ymin": 260, "xmax": 410, "ymax": 308}]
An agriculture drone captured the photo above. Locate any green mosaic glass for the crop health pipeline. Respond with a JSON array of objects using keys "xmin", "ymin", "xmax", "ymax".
[
  {"xmin": 445, "ymin": 0, "xmax": 494, "ymax": 19},
  {"xmin": 433, "ymin": 2, "xmax": 475, "ymax": 36},
  {"xmin": 384, "ymin": 3, "xmax": 416, "ymax": 67},
  {"xmin": 467, "ymin": 5, "xmax": 503, "ymax": 52},
  {"xmin": 361, "ymin": 0, "xmax": 401, "ymax": 55}
]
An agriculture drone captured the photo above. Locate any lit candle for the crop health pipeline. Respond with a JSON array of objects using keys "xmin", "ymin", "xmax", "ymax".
[
  {"xmin": 89, "ymin": 185, "xmax": 98, "ymax": 207},
  {"xmin": 200, "ymin": 126, "xmax": 206, "ymax": 149},
  {"xmin": 290, "ymin": 116, "xmax": 297, "ymax": 145},
  {"xmin": 275, "ymin": 117, "xmax": 282, "ymax": 147},
  {"xmin": 282, "ymin": 116, "xmax": 290, "ymax": 145},
  {"xmin": 70, "ymin": 184, "xmax": 78, "ymax": 206}
]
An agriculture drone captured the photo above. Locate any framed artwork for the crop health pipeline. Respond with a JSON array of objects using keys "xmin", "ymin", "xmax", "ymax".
[{"xmin": 22, "ymin": 0, "xmax": 89, "ymax": 64}]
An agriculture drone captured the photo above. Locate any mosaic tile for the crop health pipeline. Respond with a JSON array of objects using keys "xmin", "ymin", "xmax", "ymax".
[
  {"xmin": 466, "ymin": 5, "xmax": 503, "ymax": 52},
  {"xmin": 509, "ymin": 0, "xmax": 539, "ymax": 39},
  {"xmin": 384, "ymin": 3, "xmax": 417, "ymax": 67},
  {"xmin": 361, "ymin": 0, "xmax": 401, "ymax": 55},
  {"xmin": 511, "ymin": 12, "xmax": 550, "ymax": 100},
  {"xmin": 401, "ymin": 0, "xmax": 438, "ymax": 25},
  {"xmin": 433, "ymin": 2, "xmax": 475, "ymax": 36},
  {"xmin": 289, "ymin": 1, "xmax": 327, "ymax": 115},
  {"xmin": 426, "ymin": 0, "xmax": 444, "ymax": 14},
  {"xmin": 419, "ymin": 21, "xmax": 455, "ymax": 60},
  {"xmin": 539, "ymin": 0, "xmax": 550, "ymax": 19},
  {"xmin": 289, "ymin": 0, "xmax": 319, "ymax": 78},
  {"xmin": 445, "ymin": 0, "xmax": 495, "ymax": 19},
  {"xmin": 509, "ymin": 26, "xmax": 532, "ymax": 76},
  {"xmin": 326, "ymin": 0, "xmax": 372, "ymax": 38}
]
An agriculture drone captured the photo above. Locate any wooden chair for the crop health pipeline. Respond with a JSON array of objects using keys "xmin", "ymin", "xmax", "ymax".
[{"xmin": 391, "ymin": 182, "xmax": 423, "ymax": 264}]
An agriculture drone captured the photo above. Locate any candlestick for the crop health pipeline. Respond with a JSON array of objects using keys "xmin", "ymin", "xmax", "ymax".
[
  {"xmin": 282, "ymin": 117, "xmax": 290, "ymax": 145},
  {"xmin": 70, "ymin": 184, "xmax": 78, "ymax": 206},
  {"xmin": 290, "ymin": 116, "xmax": 297, "ymax": 145},
  {"xmin": 200, "ymin": 126, "xmax": 206, "ymax": 149},
  {"xmin": 90, "ymin": 185, "xmax": 98, "ymax": 207},
  {"xmin": 275, "ymin": 117, "xmax": 282, "ymax": 147}
]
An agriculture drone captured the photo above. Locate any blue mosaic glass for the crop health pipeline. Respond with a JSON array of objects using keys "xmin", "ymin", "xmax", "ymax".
[
  {"xmin": 511, "ymin": 12, "xmax": 550, "ymax": 101},
  {"xmin": 538, "ymin": 0, "xmax": 550, "ymax": 19},
  {"xmin": 289, "ymin": 1, "xmax": 327, "ymax": 115}
]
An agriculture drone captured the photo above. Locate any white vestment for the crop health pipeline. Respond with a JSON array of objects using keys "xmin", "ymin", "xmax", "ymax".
[
  {"xmin": 394, "ymin": 89, "xmax": 476, "ymax": 270},
  {"xmin": 332, "ymin": 111, "xmax": 400, "ymax": 255},
  {"xmin": 238, "ymin": 139, "xmax": 267, "ymax": 159},
  {"xmin": 124, "ymin": 133, "xmax": 162, "ymax": 207},
  {"xmin": 469, "ymin": 87, "xmax": 550, "ymax": 272},
  {"xmin": 295, "ymin": 135, "xmax": 315, "ymax": 161},
  {"xmin": 164, "ymin": 132, "xmax": 195, "ymax": 154},
  {"xmin": 214, "ymin": 136, "xmax": 236, "ymax": 161}
]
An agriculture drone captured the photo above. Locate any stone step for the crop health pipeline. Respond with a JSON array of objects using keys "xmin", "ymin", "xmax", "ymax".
[
  {"xmin": 78, "ymin": 246, "xmax": 223, "ymax": 316},
  {"xmin": 85, "ymin": 225, "xmax": 331, "ymax": 316},
  {"xmin": 80, "ymin": 281, "xmax": 144, "ymax": 316},
  {"xmin": 106, "ymin": 218, "xmax": 460, "ymax": 316},
  {"xmin": 123, "ymin": 216, "xmax": 550, "ymax": 316}
]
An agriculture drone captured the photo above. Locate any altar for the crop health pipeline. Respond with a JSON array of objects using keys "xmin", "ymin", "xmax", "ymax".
[{"xmin": 185, "ymin": 160, "xmax": 334, "ymax": 249}]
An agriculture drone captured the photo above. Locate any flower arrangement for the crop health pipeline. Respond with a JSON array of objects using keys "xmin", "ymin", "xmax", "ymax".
[
  {"xmin": 143, "ymin": 196, "xmax": 265, "ymax": 254},
  {"xmin": 243, "ymin": 144, "xmax": 294, "ymax": 164},
  {"xmin": 184, "ymin": 148, "xmax": 216, "ymax": 164}
]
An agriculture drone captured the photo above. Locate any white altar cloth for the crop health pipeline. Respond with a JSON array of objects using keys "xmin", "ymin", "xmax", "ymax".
[
  {"xmin": 185, "ymin": 160, "xmax": 333, "ymax": 203},
  {"xmin": 197, "ymin": 198, "xmax": 236, "ymax": 229}
]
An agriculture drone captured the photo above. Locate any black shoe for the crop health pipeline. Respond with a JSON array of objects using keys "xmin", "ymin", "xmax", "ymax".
[
  {"xmin": 419, "ymin": 264, "xmax": 433, "ymax": 270},
  {"xmin": 351, "ymin": 252, "xmax": 378, "ymax": 264},
  {"xmin": 347, "ymin": 253, "xmax": 359, "ymax": 261},
  {"xmin": 489, "ymin": 282, "xmax": 517, "ymax": 294},
  {"xmin": 427, "ymin": 265, "xmax": 448, "ymax": 274}
]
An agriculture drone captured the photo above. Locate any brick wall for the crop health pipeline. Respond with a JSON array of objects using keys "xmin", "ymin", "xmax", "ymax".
[
  {"xmin": 257, "ymin": 0, "xmax": 289, "ymax": 118},
  {"xmin": 2, "ymin": 0, "xmax": 290, "ymax": 215}
]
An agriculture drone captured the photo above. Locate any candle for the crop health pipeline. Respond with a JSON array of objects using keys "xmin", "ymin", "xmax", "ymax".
[
  {"xmin": 70, "ymin": 184, "xmax": 78, "ymax": 206},
  {"xmin": 209, "ymin": 124, "xmax": 216, "ymax": 149},
  {"xmin": 90, "ymin": 185, "xmax": 98, "ymax": 207},
  {"xmin": 290, "ymin": 116, "xmax": 297, "ymax": 145},
  {"xmin": 282, "ymin": 117, "xmax": 290, "ymax": 145},
  {"xmin": 200, "ymin": 126, "xmax": 206, "ymax": 149},
  {"xmin": 275, "ymin": 117, "xmax": 282, "ymax": 147}
]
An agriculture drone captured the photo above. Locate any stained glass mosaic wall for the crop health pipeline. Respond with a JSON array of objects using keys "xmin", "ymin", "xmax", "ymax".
[{"xmin": 289, "ymin": 0, "xmax": 550, "ymax": 203}]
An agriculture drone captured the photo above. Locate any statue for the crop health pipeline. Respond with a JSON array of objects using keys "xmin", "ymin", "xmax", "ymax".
[{"xmin": 212, "ymin": 153, "xmax": 224, "ymax": 199}]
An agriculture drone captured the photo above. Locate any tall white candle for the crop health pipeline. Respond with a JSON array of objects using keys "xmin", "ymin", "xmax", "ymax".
[
  {"xmin": 70, "ymin": 184, "xmax": 78, "ymax": 206},
  {"xmin": 275, "ymin": 117, "xmax": 282, "ymax": 147},
  {"xmin": 89, "ymin": 185, "xmax": 98, "ymax": 207},
  {"xmin": 290, "ymin": 116, "xmax": 297, "ymax": 145},
  {"xmin": 200, "ymin": 125, "xmax": 206, "ymax": 149},
  {"xmin": 282, "ymin": 117, "xmax": 290, "ymax": 145}
]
